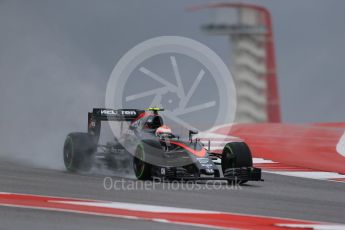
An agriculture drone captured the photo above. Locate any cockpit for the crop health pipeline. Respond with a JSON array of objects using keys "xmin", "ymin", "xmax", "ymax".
[
  {"xmin": 144, "ymin": 115, "xmax": 163, "ymax": 130},
  {"xmin": 130, "ymin": 113, "xmax": 164, "ymax": 132}
]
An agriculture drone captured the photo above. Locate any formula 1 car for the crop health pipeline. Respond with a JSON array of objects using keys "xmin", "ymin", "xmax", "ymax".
[{"xmin": 63, "ymin": 108, "xmax": 262, "ymax": 184}]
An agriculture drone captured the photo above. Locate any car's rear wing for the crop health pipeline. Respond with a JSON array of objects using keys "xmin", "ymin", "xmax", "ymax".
[
  {"xmin": 87, "ymin": 108, "xmax": 145, "ymax": 143},
  {"xmin": 89, "ymin": 108, "xmax": 145, "ymax": 122}
]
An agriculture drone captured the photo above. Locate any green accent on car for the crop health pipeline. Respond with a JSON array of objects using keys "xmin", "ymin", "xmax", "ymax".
[
  {"xmin": 65, "ymin": 136, "xmax": 74, "ymax": 170},
  {"xmin": 136, "ymin": 144, "xmax": 145, "ymax": 178}
]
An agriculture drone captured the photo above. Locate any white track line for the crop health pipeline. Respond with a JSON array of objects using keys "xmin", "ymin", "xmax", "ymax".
[
  {"xmin": 50, "ymin": 200, "xmax": 221, "ymax": 214},
  {"xmin": 253, "ymin": 158, "xmax": 276, "ymax": 164},
  {"xmin": 253, "ymin": 158, "xmax": 345, "ymax": 182},
  {"xmin": 267, "ymin": 171, "xmax": 345, "ymax": 180},
  {"xmin": 337, "ymin": 131, "xmax": 345, "ymax": 157},
  {"xmin": 276, "ymin": 223, "xmax": 345, "ymax": 230}
]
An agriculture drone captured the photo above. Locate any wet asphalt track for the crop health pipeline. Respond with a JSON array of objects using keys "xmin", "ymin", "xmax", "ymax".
[{"xmin": 1, "ymin": 158, "xmax": 345, "ymax": 229}]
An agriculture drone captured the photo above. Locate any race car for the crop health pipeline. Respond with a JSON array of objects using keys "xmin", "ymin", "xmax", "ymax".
[{"xmin": 63, "ymin": 107, "xmax": 262, "ymax": 184}]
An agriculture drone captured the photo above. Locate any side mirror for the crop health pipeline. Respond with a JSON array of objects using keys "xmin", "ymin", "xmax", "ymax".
[{"xmin": 189, "ymin": 130, "xmax": 199, "ymax": 142}]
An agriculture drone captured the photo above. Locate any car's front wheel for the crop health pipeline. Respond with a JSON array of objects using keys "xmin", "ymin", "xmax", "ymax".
[{"xmin": 221, "ymin": 142, "xmax": 253, "ymax": 184}]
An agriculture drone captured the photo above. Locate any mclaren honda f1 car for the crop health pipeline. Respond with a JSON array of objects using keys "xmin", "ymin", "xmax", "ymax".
[{"xmin": 63, "ymin": 108, "xmax": 262, "ymax": 184}]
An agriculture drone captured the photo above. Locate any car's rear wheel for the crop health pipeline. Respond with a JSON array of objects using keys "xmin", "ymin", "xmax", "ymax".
[
  {"xmin": 221, "ymin": 142, "xmax": 253, "ymax": 184},
  {"xmin": 63, "ymin": 132, "xmax": 96, "ymax": 172},
  {"xmin": 133, "ymin": 144, "xmax": 151, "ymax": 180}
]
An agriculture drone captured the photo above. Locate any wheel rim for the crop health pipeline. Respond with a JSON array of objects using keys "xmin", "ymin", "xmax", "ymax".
[{"xmin": 63, "ymin": 137, "xmax": 73, "ymax": 170}]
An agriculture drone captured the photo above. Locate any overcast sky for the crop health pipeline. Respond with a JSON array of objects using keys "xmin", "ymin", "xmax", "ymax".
[
  {"xmin": 2, "ymin": 0, "xmax": 345, "ymax": 122},
  {"xmin": 0, "ymin": 0, "xmax": 344, "ymax": 166}
]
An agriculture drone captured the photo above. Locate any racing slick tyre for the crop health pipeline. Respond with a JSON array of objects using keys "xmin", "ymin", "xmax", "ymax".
[
  {"xmin": 133, "ymin": 144, "xmax": 152, "ymax": 180},
  {"xmin": 221, "ymin": 142, "xmax": 253, "ymax": 184},
  {"xmin": 63, "ymin": 132, "xmax": 96, "ymax": 172}
]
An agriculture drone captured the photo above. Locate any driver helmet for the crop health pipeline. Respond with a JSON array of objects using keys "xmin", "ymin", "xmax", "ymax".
[{"xmin": 155, "ymin": 125, "xmax": 172, "ymax": 136}]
